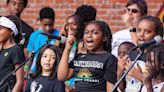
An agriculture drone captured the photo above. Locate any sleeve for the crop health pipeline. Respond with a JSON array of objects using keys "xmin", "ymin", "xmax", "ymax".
[
  {"xmin": 11, "ymin": 45, "xmax": 25, "ymax": 64},
  {"xmin": 69, "ymin": 54, "xmax": 80, "ymax": 69},
  {"xmin": 55, "ymin": 80, "xmax": 65, "ymax": 92},
  {"xmin": 104, "ymin": 54, "xmax": 118, "ymax": 84}
]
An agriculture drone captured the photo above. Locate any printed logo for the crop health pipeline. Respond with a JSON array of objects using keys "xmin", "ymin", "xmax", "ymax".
[
  {"xmin": 4, "ymin": 52, "xmax": 8, "ymax": 57},
  {"xmin": 76, "ymin": 68, "xmax": 99, "ymax": 83},
  {"xmin": 77, "ymin": 68, "xmax": 92, "ymax": 79},
  {"xmin": 30, "ymin": 81, "xmax": 43, "ymax": 92}
]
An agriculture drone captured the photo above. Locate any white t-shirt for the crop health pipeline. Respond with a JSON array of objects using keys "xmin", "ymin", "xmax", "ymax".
[
  {"xmin": 141, "ymin": 82, "xmax": 164, "ymax": 92},
  {"xmin": 112, "ymin": 29, "xmax": 132, "ymax": 57}
]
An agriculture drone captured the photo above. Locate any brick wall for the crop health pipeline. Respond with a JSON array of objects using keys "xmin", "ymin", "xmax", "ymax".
[{"xmin": 0, "ymin": 0, "xmax": 163, "ymax": 33}]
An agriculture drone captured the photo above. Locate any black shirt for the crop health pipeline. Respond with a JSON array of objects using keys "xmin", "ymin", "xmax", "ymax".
[
  {"xmin": 0, "ymin": 45, "xmax": 25, "ymax": 91},
  {"xmin": 24, "ymin": 75, "xmax": 65, "ymax": 92},
  {"xmin": 70, "ymin": 52, "xmax": 117, "ymax": 92}
]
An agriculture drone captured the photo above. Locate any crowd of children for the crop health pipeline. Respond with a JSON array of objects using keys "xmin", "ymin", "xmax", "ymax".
[{"xmin": 0, "ymin": 0, "xmax": 163, "ymax": 92}]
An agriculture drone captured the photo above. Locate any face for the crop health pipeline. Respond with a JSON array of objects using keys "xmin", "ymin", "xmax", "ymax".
[
  {"xmin": 41, "ymin": 18, "xmax": 54, "ymax": 33},
  {"xmin": 64, "ymin": 16, "xmax": 78, "ymax": 37},
  {"xmin": 0, "ymin": 26, "xmax": 13, "ymax": 42},
  {"xmin": 125, "ymin": 4, "xmax": 142, "ymax": 27},
  {"xmin": 7, "ymin": 0, "xmax": 25, "ymax": 16},
  {"xmin": 118, "ymin": 45, "xmax": 129, "ymax": 58},
  {"xmin": 137, "ymin": 19, "xmax": 156, "ymax": 44},
  {"xmin": 41, "ymin": 48, "xmax": 56, "ymax": 73},
  {"xmin": 83, "ymin": 23, "xmax": 104, "ymax": 53}
]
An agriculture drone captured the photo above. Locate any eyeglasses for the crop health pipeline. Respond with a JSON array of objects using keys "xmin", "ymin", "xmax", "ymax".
[{"xmin": 124, "ymin": 8, "xmax": 140, "ymax": 13}]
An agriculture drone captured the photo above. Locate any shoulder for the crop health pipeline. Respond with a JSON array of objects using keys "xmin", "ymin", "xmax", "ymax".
[
  {"xmin": 30, "ymin": 30, "xmax": 42, "ymax": 37},
  {"xmin": 20, "ymin": 20, "xmax": 34, "ymax": 32},
  {"xmin": 10, "ymin": 44, "xmax": 22, "ymax": 51}
]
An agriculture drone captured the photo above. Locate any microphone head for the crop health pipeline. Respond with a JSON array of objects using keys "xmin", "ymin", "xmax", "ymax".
[
  {"xmin": 154, "ymin": 35, "xmax": 162, "ymax": 44},
  {"xmin": 60, "ymin": 36, "xmax": 67, "ymax": 44}
]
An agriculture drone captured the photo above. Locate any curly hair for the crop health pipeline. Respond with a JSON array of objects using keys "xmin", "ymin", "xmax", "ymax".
[{"xmin": 75, "ymin": 5, "xmax": 97, "ymax": 23}]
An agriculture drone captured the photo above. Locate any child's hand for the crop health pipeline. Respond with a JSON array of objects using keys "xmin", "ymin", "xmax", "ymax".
[
  {"xmin": 125, "ymin": 60, "xmax": 143, "ymax": 82},
  {"xmin": 117, "ymin": 55, "xmax": 128, "ymax": 76},
  {"xmin": 65, "ymin": 29, "xmax": 76, "ymax": 50}
]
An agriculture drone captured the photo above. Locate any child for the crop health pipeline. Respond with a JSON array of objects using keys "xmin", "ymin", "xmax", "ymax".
[
  {"xmin": 141, "ymin": 43, "xmax": 164, "ymax": 92},
  {"xmin": 27, "ymin": 7, "xmax": 60, "ymax": 74},
  {"xmin": 60, "ymin": 14, "xmax": 85, "ymax": 92},
  {"xmin": 6, "ymin": 0, "xmax": 34, "ymax": 58},
  {"xmin": 117, "ymin": 42, "xmax": 135, "ymax": 79},
  {"xmin": 124, "ymin": 15, "xmax": 163, "ymax": 92},
  {"xmin": 58, "ymin": 20, "xmax": 117, "ymax": 92},
  {"xmin": 24, "ymin": 44, "xmax": 65, "ymax": 92},
  {"xmin": 60, "ymin": 14, "xmax": 84, "ymax": 51},
  {"xmin": 117, "ymin": 42, "xmax": 142, "ymax": 92},
  {"xmin": 0, "ymin": 15, "xmax": 25, "ymax": 92}
]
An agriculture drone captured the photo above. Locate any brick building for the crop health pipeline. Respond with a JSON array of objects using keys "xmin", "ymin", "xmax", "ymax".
[{"xmin": 0, "ymin": 0, "xmax": 163, "ymax": 33}]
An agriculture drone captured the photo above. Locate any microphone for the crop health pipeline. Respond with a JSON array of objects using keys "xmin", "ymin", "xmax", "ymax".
[
  {"xmin": 41, "ymin": 33, "xmax": 66, "ymax": 44},
  {"xmin": 131, "ymin": 35, "xmax": 162, "ymax": 50}
]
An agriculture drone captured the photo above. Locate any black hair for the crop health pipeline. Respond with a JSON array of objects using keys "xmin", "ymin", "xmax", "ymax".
[
  {"xmin": 31, "ymin": 44, "xmax": 61, "ymax": 79},
  {"xmin": 75, "ymin": 5, "xmax": 97, "ymax": 23},
  {"xmin": 138, "ymin": 15, "xmax": 163, "ymax": 38},
  {"xmin": 146, "ymin": 43, "xmax": 164, "ymax": 78},
  {"xmin": 7, "ymin": 0, "xmax": 28, "ymax": 8},
  {"xmin": 39, "ymin": 7, "xmax": 55, "ymax": 21},
  {"xmin": 85, "ymin": 20, "xmax": 112, "ymax": 52},
  {"xmin": 5, "ymin": 15, "xmax": 22, "ymax": 43},
  {"xmin": 66, "ymin": 14, "xmax": 84, "ymax": 41},
  {"xmin": 126, "ymin": 0, "xmax": 147, "ymax": 16},
  {"xmin": 118, "ymin": 41, "xmax": 135, "ymax": 50},
  {"xmin": 118, "ymin": 42, "xmax": 136, "ymax": 57}
]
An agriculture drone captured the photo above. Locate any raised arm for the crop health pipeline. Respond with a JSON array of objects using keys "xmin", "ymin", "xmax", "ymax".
[{"xmin": 57, "ymin": 32, "xmax": 75, "ymax": 81}]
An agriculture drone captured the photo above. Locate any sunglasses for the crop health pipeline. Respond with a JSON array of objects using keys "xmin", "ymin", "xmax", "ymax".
[{"xmin": 124, "ymin": 8, "xmax": 140, "ymax": 13}]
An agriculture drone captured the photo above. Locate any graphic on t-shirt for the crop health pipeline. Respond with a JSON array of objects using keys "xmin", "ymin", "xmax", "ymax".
[
  {"xmin": 77, "ymin": 68, "xmax": 92, "ymax": 79},
  {"xmin": 4, "ymin": 52, "xmax": 8, "ymax": 57},
  {"xmin": 76, "ymin": 68, "xmax": 99, "ymax": 83},
  {"xmin": 30, "ymin": 81, "xmax": 43, "ymax": 92},
  {"xmin": 74, "ymin": 60, "xmax": 104, "ymax": 69}
]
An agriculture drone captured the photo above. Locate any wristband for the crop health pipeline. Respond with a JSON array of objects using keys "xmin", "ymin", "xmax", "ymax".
[
  {"xmin": 24, "ymin": 65, "xmax": 29, "ymax": 71},
  {"xmin": 130, "ymin": 28, "xmax": 136, "ymax": 32}
]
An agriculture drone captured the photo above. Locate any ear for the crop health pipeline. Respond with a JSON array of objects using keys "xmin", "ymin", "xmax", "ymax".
[{"xmin": 103, "ymin": 37, "xmax": 107, "ymax": 42}]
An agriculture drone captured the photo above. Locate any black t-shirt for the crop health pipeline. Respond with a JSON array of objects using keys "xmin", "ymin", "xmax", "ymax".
[
  {"xmin": 70, "ymin": 52, "xmax": 117, "ymax": 92},
  {"xmin": 19, "ymin": 20, "xmax": 34, "ymax": 48},
  {"xmin": 0, "ymin": 45, "xmax": 25, "ymax": 91},
  {"xmin": 24, "ymin": 75, "xmax": 65, "ymax": 92}
]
